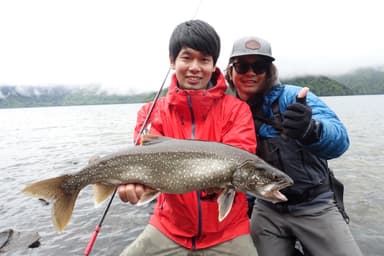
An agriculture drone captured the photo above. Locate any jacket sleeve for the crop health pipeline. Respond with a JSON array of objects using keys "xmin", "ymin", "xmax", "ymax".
[
  {"xmin": 282, "ymin": 87, "xmax": 350, "ymax": 159},
  {"xmin": 134, "ymin": 102, "xmax": 163, "ymax": 144},
  {"xmin": 306, "ymin": 91, "xmax": 350, "ymax": 159},
  {"xmin": 221, "ymin": 97, "xmax": 257, "ymax": 154}
]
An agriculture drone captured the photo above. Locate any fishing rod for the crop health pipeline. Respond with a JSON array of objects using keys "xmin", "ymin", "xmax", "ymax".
[
  {"xmin": 83, "ymin": 69, "xmax": 170, "ymax": 256},
  {"xmin": 84, "ymin": 1, "xmax": 203, "ymax": 255}
]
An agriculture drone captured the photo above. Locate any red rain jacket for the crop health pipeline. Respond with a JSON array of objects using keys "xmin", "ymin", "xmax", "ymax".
[{"xmin": 134, "ymin": 68, "xmax": 256, "ymax": 249}]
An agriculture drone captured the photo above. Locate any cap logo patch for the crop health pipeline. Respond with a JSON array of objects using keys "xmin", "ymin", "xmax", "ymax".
[{"xmin": 245, "ymin": 40, "xmax": 261, "ymax": 50}]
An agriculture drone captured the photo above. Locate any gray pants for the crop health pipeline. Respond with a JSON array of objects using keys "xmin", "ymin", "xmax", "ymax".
[
  {"xmin": 251, "ymin": 200, "xmax": 363, "ymax": 256},
  {"xmin": 120, "ymin": 224, "xmax": 258, "ymax": 256}
]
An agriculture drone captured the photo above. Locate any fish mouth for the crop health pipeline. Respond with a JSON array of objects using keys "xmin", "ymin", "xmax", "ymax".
[
  {"xmin": 270, "ymin": 189, "xmax": 288, "ymax": 202},
  {"xmin": 260, "ymin": 188, "xmax": 288, "ymax": 203},
  {"xmin": 256, "ymin": 179, "xmax": 293, "ymax": 203},
  {"xmin": 275, "ymin": 178, "xmax": 293, "ymax": 190}
]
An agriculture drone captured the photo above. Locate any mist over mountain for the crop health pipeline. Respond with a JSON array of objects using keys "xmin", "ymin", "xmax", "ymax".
[
  {"xmin": 281, "ymin": 76, "xmax": 353, "ymax": 96},
  {"xmin": 1, "ymin": 67, "xmax": 383, "ymax": 108},
  {"xmin": 0, "ymin": 84, "xmax": 157, "ymax": 108},
  {"xmin": 330, "ymin": 66, "xmax": 384, "ymax": 95}
]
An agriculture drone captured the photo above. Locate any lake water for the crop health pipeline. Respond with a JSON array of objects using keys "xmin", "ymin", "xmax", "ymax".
[{"xmin": 0, "ymin": 95, "xmax": 383, "ymax": 256}]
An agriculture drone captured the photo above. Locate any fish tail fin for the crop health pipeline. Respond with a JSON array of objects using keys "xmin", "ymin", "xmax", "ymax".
[
  {"xmin": 22, "ymin": 175, "xmax": 79, "ymax": 232},
  {"xmin": 93, "ymin": 183, "xmax": 116, "ymax": 205}
]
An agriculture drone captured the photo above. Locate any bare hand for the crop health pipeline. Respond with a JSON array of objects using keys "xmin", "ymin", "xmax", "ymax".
[{"xmin": 117, "ymin": 183, "xmax": 155, "ymax": 204}]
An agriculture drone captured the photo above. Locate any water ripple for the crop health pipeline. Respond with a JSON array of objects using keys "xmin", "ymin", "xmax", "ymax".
[{"xmin": 1, "ymin": 98, "xmax": 384, "ymax": 255}]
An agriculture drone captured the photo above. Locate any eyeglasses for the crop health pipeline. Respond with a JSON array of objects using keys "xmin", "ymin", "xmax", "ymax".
[{"xmin": 231, "ymin": 62, "xmax": 269, "ymax": 75}]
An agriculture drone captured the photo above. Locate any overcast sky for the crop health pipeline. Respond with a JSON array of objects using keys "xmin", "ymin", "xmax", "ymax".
[{"xmin": 0, "ymin": 0, "xmax": 383, "ymax": 94}]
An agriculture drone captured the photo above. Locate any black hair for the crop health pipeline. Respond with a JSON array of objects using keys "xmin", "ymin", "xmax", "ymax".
[{"xmin": 169, "ymin": 19, "xmax": 220, "ymax": 65}]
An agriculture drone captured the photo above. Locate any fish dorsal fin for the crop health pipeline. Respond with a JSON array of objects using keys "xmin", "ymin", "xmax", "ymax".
[
  {"xmin": 140, "ymin": 134, "xmax": 169, "ymax": 146},
  {"xmin": 217, "ymin": 187, "xmax": 236, "ymax": 222}
]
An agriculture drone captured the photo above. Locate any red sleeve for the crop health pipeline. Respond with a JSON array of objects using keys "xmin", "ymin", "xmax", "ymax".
[{"xmin": 133, "ymin": 102, "xmax": 163, "ymax": 145}]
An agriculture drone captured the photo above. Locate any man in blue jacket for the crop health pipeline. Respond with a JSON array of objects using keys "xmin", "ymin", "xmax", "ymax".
[{"xmin": 225, "ymin": 36, "xmax": 362, "ymax": 256}]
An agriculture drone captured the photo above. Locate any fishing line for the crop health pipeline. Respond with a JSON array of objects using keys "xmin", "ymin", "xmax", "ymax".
[
  {"xmin": 84, "ymin": 1, "xmax": 204, "ymax": 255},
  {"xmin": 191, "ymin": 0, "xmax": 204, "ymax": 20}
]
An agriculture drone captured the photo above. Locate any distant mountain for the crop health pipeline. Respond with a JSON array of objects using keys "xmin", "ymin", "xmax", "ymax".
[
  {"xmin": 1, "ymin": 66, "xmax": 383, "ymax": 108},
  {"xmin": 0, "ymin": 85, "xmax": 158, "ymax": 108},
  {"xmin": 330, "ymin": 66, "xmax": 384, "ymax": 95},
  {"xmin": 282, "ymin": 75, "xmax": 353, "ymax": 96},
  {"xmin": 274, "ymin": 66, "xmax": 384, "ymax": 96}
]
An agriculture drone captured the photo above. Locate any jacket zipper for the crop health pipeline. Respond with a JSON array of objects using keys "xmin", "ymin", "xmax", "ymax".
[
  {"xmin": 192, "ymin": 192, "xmax": 203, "ymax": 249},
  {"xmin": 187, "ymin": 94, "xmax": 201, "ymax": 249},
  {"xmin": 187, "ymin": 95, "xmax": 196, "ymax": 140}
]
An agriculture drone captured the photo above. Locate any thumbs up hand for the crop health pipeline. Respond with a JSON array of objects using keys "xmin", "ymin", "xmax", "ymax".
[{"xmin": 282, "ymin": 87, "xmax": 321, "ymax": 144}]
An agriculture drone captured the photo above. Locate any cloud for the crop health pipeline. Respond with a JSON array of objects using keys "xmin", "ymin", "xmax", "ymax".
[{"xmin": 0, "ymin": 0, "xmax": 383, "ymax": 93}]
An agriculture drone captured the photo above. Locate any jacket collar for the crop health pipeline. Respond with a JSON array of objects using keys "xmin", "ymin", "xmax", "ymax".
[{"xmin": 166, "ymin": 68, "xmax": 227, "ymax": 106}]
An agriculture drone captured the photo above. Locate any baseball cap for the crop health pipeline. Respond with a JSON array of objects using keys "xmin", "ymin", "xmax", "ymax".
[{"xmin": 230, "ymin": 36, "xmax": 275, "ymax": 61}]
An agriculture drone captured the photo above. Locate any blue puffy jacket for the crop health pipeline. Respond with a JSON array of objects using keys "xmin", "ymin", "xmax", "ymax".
[
  {"xmin": 257, "ymin": 84, "xmax": 349, "ymax": 159},
  {"xmin": 253, "ymin": 84, "xmax": 350, "ymax": 208}
]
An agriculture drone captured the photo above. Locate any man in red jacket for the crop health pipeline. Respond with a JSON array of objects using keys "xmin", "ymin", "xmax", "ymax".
[{"xmin": 118, "ymin": 20, "xmax": 258, "ymax": 256}]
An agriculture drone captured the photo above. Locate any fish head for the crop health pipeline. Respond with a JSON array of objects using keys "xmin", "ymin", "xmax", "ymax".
[{"xmin": 232, "ymin": 159, "xmax": 293, "ymax": 203}]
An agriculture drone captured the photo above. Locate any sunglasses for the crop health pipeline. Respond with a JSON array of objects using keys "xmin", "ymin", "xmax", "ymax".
[{"xmin": 231, "ymin": 62, "xmax": 269, "ymax": 75}]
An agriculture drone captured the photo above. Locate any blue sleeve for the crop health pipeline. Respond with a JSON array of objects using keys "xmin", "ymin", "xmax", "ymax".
[{"xmin": 281, "ymin": 85, "xmax": 350, "ymax": 159}]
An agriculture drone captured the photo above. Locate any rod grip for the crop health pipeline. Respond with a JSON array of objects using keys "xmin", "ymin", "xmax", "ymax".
[{"xmin": 84, "ymin": 226, "xmax": 101, "ymax": 256}]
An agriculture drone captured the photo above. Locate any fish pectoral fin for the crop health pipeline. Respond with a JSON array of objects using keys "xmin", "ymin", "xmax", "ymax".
[
  {"xmin": 93, "ymin": 183, "xmax": 116, "ymax": 205},
  {"xmin": 217, "ymin": 187, "xmax": 236, "ymax": 222},
  {"xmin": 136, "ymin": 191, "xmax": 161, "ymax": 206}
]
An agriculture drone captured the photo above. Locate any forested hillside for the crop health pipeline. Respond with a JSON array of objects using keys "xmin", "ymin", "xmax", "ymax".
[
  {"xmin": 282, "ymin": 75, "xmax": 353, "ymax": 96},
  {"xmin": 331, "ymin": 66, "xmax": 384, "ymax": 94},
  {"xmin": 0, "ymin": 86, "xmax": 156, "ymax": 108},
  {"xmin": 1, "ymin": 66, "xmax": 383, "ymax": 108}
]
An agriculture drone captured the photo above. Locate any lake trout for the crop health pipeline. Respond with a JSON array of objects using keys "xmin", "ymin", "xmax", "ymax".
[{"xmin": 22, "ymin": 135, "xmax": 293, "ymax": 232}]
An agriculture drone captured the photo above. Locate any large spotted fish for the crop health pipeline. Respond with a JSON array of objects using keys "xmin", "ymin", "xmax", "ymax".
[{"xmin": 22, "ymin": 135, "xmax": 293, "ymax": 232}]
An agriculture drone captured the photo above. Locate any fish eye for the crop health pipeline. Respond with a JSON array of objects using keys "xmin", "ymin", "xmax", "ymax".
[{"xmin": 271, "ymin": 173, "xmax": 281, "ymax": 180}]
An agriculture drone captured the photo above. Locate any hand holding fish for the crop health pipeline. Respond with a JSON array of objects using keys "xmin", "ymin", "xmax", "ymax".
[{"xmin": 118, "ymin": 183, "xmax": 157, "ymax": 204}]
